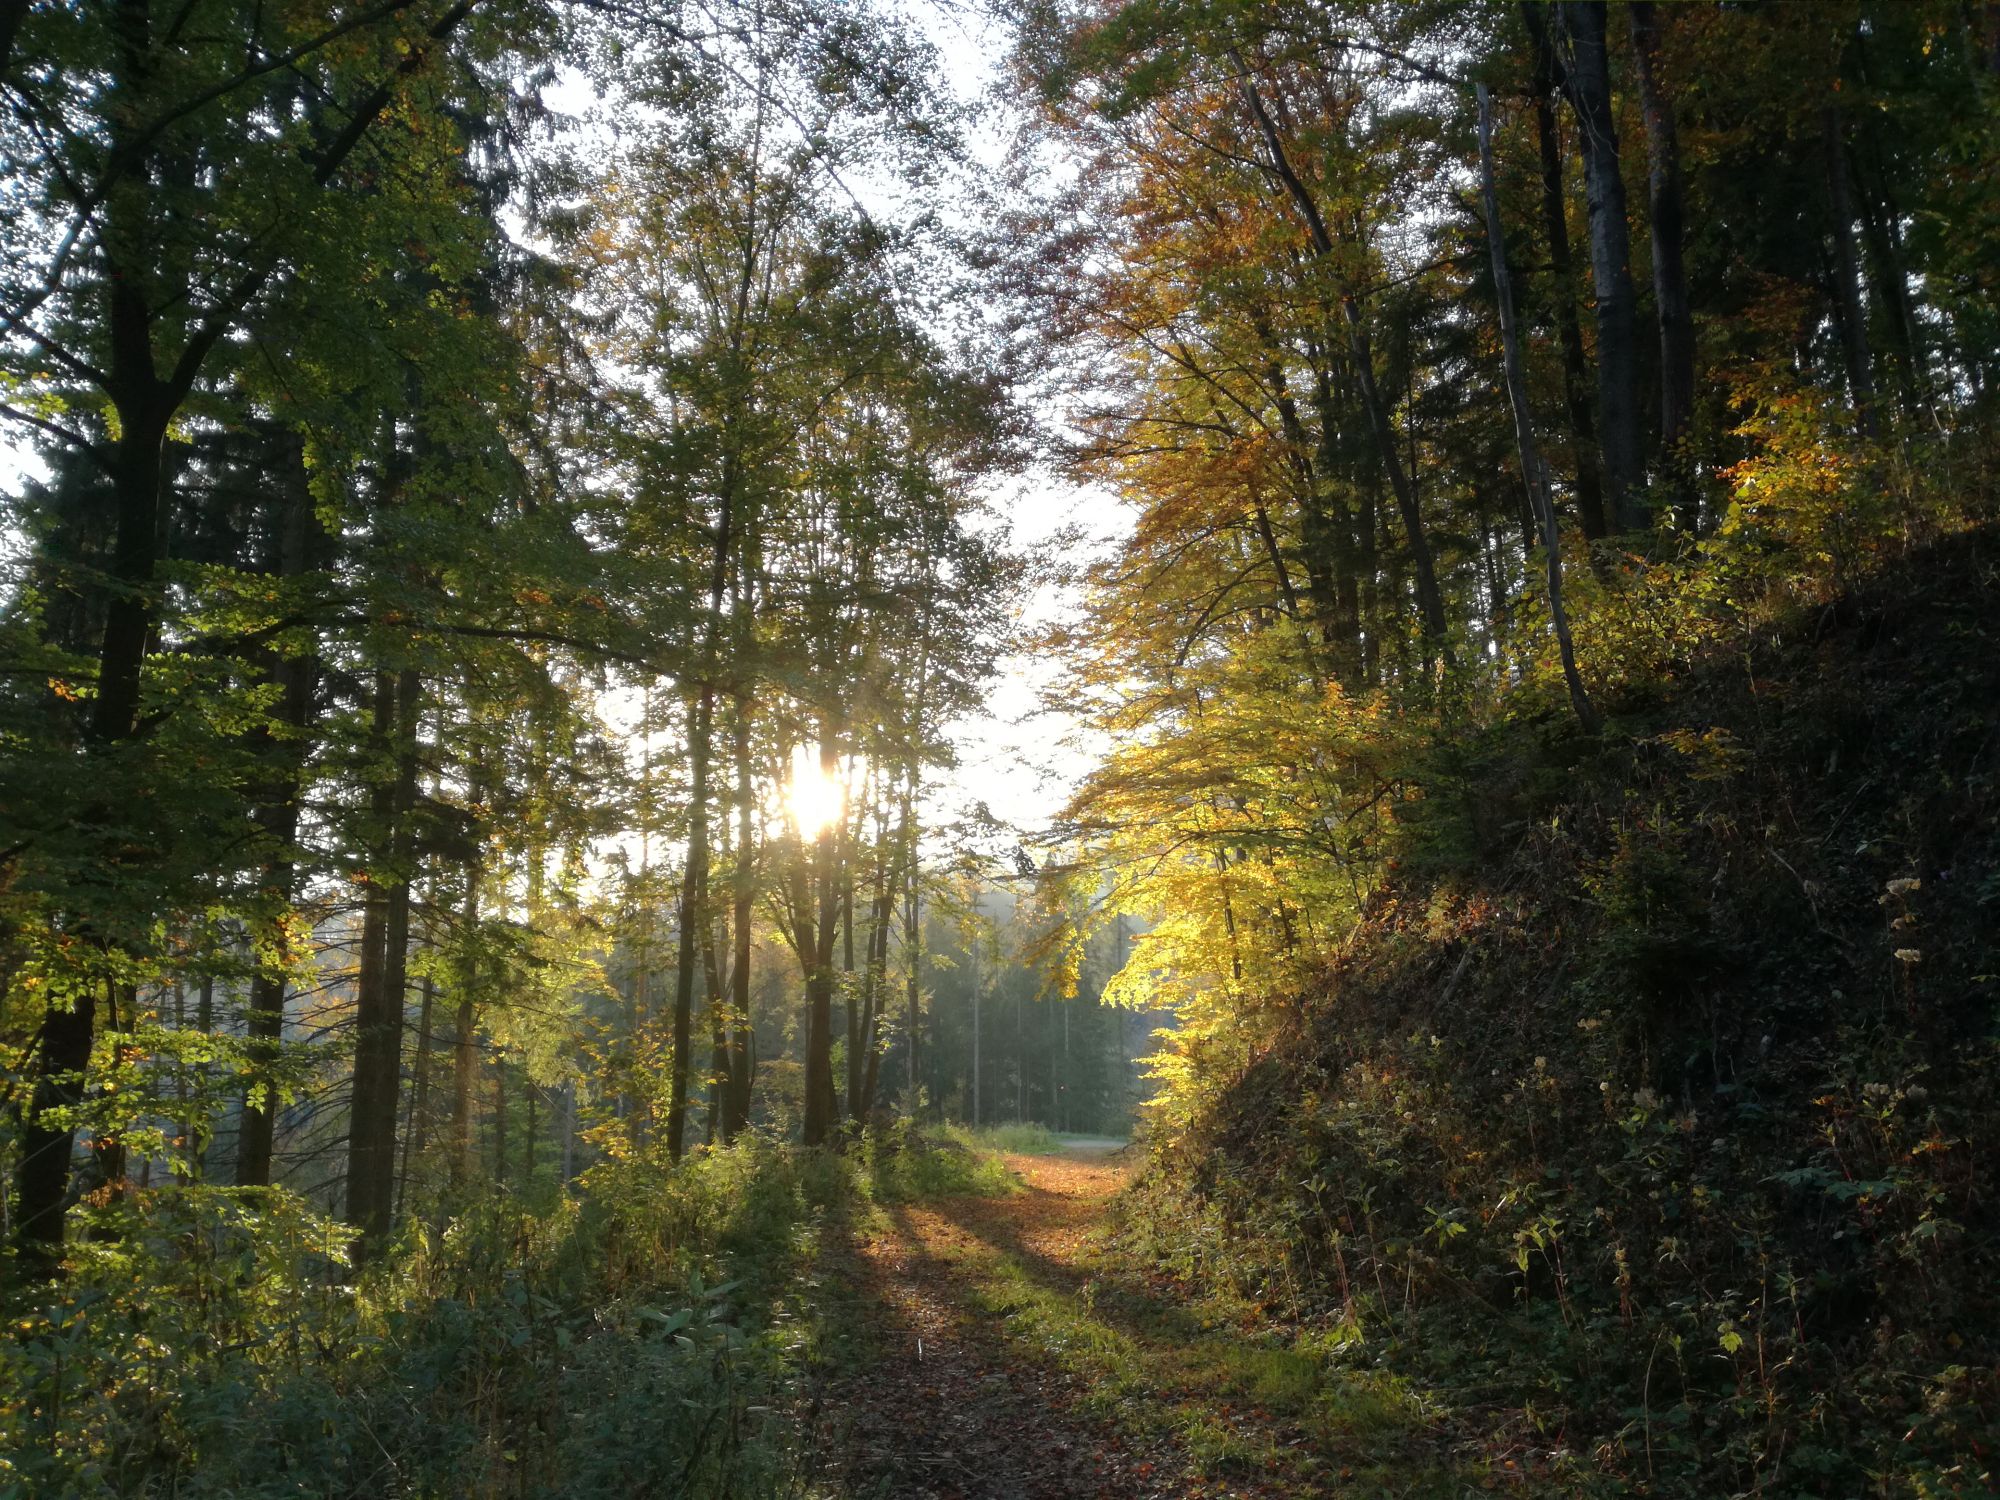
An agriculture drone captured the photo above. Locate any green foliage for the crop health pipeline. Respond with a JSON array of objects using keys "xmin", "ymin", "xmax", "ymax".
[
  {"xmin": 4, "ymin": 1155, "xmax": 783, "ymax": 1496},
  {"xmin": 1115, "ymin": 531, "xmax": 2000, "ymax": 1495},
  {"xmin": 859, "ymin": 1118, "xmax": 1021, "ymax": 1200},
  {"xmin": 0, "ymin": 1125, "xmax": 1020, "ymax": 1496},
  {"xmin": 956, "ymin": 1121, "xmax": 1065, "ymax": 1155}
]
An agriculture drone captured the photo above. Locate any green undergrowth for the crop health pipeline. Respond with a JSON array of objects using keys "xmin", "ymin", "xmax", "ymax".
[
  {"xmin": 1126, "ymin": 531, "xmax": 2000, "ymax": 1497},
  {"xmin": 952, "ymin": 1120, "xmax": 1066, "ymax": 1155},
  {"xmin": 857, "ymin": 1117, "xmax": 1024, "ymax": 1200},
  {"xmin": 0, "ymin": 1125, "xmax": 1012, "ymax": 1499},
  {"xmin": 944, "ymin": 1215, "xmax": 1473, "ymax": 1493}
]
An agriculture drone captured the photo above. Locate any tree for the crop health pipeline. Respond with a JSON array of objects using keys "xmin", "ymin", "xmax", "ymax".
[
  {"xmin": 0, "ymin": 0, "xmax": 535, "ymax": 1275},
  {"xmin": 1554, "ymin": 0, "xmax": 1647, "ymax": 534}
]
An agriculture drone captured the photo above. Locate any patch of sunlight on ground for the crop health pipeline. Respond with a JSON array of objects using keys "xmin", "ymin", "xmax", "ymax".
[{"xmin": 894, "ymin": 1173, "xmax": 1475, "ymax": 1496}]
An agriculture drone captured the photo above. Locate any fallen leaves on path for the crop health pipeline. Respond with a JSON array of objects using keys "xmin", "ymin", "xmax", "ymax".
[
  {"xmin": 815, "ymin": 1148, "xmax": 1320, "ymax": 1500},
  {"xmin": 818, "ymin": 1148, "xmax": 1183, "ymax": 1499}
]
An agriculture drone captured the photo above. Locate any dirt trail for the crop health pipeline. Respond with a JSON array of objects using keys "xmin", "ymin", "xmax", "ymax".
[
  {"xmin": 821, "ymin": 1146, "xmax": 1175, "ymax": 1499},
  {"xmin": 817, "ymin": 1146, "xmax": 1349, "ymax": 1500}
]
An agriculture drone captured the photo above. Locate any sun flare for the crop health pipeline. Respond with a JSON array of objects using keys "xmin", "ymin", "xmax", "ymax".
[{"xmin": 786, "ymin": 744, "xmax": 845, "ymax": 839}]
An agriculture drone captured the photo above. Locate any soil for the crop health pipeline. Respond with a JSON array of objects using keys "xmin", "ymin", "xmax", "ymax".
[{"xmin": 814, "ymin": 1146, "xmax": 1324, "ymax": 1500}]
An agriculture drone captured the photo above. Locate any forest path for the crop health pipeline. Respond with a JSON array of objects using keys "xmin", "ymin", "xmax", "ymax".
[{"xmin": 815, "ymin": 1145, "xmax": 1450, "ymax": 1499}]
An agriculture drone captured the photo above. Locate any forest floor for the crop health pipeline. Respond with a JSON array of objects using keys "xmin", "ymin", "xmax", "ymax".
[{"xmin": 811, "ymin": 1144, "xmax": 1469, "ymax": 1499}]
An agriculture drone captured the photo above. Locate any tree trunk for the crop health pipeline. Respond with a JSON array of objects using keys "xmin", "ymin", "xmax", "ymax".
[
  {"xmin": 843, "ymin": 864, "xmax": 860, "ymax": 1120},
  {"xmin": 1306, "ymin": 360, "xmax": 1368, "ymax": 679},
  {"xmin": 1343, "ymin": 306, "xmax": 1448, "ymax": 651},
  {"xmin": 855, "ymin": 865, "xmax": 894, "ymax": 1122},
  {"xmin": 1527, "ymin": 3, "xmax": 1608, "ymax": 540},
  {"xmin": 396, "ymin": 970, "xmax": 435, "ymax": 1218},
  {"xmin": 449, "ymin": 873, "xmax": 481, "ymax": 1192},
  {"xmin": 13, "ymin": 983, "xmax": 97, "ymax": 1275},
  {"xmin": 722, "ymin": 693, "xmax": 756, "ymax": 1141},
  {"xmin": 1855, "ymin": 170, "xmax": 1927, "ymax": 427},
  {"xmin": 1478, "ymin": 83, "xmax": 1602, "ymax": 736},
  {"xmin": 11, "ymin": 384, "xmax": 170, "ymax": 1275},
  {"xmin": 800, "ymin": 885, "xmax": 838, "ymax": 1146},
  {"xmin": 1628, "ymin": 1, "xmax": 1697, "ymax": 528},
  {"xmin": 1252, "ymin": 325, "xmax": 1351, "ymax": 677},
  {"xmin": 561, "ymin": 1081, "xmax": 577, "ymax": 1183},
  {"xmin": 800, "ymin": 738, "xmax": 841, "ymax": 1148},
  {"xmin": 451, "ymin": 991, "xmax": 477, "ymax": 1188},
  {"xmin": 703, "ymin": 897, "xmax": 726, "ymax": 1147},
  {"xmin": 239, "ymin": 443, "xmax": 322, "ymax": 1188},
  {"xmin": 345, "ymin": 668, "xmax": 419, "ymax": 1252},
  {"xmin": 1558, "ymin": 0, "xmax": 1648, "ymax": 532},
  {"xmin": 903, "ymin": 779, "xmax": 922, "ymax": 1112},
  {"xmin": 492, "ymin": 1058, "xmax": 508, "ymax": 1188},
  {"xmin": 525, "ymin": 1083, "xmax": 536, "ymax": 1184},
  {"xmin": 667, "ymin": 687, "xmax": 713, "ymax": 1160},
  {"xmin": 970, "ymin": 935, "xmax": 982, "ymax": 1127},
  {"xmin": 1823, "ymin": 105, "xmax": 1878, "ymax": 437}
]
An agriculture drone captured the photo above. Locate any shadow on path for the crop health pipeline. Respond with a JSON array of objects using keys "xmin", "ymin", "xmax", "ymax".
[{"xmin": 813, "ymin": 1148, "xmax": 1190, "ymax": 1498}]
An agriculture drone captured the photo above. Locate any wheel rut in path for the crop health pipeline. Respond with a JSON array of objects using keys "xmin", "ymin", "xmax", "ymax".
[{"xmin": 817, "ymin": 1146, "xmax": 1316, "ymax": 1500}]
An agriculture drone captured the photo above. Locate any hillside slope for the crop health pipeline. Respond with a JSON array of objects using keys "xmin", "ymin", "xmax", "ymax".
[{"xmin": 1131, "ymin": 531, "xmax": 2000, "ymax": 1496}]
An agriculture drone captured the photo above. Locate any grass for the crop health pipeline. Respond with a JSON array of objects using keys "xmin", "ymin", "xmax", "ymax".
[
  {"xmin": 970, "ymin": 1255, "xmax": 1455, "ymax": 1491},
  {"xmin": 856, "ymin": 1121, "xmax": 1023, "ymax": 1202},
  {"xmin": 949, "ymin": 1120, "xmax": 1066, "ymax": 1154},
  {"xmin": 858, "ymin": 1154, "xmax": 1474, "ymax": 1496}
]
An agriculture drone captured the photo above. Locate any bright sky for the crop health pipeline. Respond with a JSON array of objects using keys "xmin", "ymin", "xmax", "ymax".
[
  {"xmin": 892, "ymin": 3, "xmax": 1128, "ymax": 849},
  {"xmin": 936, "ymin": 478, "xmax": 1125, "ymax": 848}
]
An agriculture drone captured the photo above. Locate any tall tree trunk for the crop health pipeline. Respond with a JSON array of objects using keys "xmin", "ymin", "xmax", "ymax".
[
  {"xmin": 1343, "ymin": 307, "xmax": 1448, "ymax": 652},
  {"xmin": 1356, "ymin": 478, "xmax": 1381, "ymax": 685},
  {"xmin": 561, "ymin": 1081, "xmax": 577, "ymax": 1183},
  {"xmin": 1306, "ymin": 359, "xmax": 1367, "ymax": 680},
  {"xmin": 903, "ymin": 781, "xmax": 922, "ymax": 1112},
  {"xmin": 843, "ymin": 863, "xmax": 861, "ymax": 1120},
  {"xmin": 799, "ymin": 816, "xmax": 839, "ymax": 1147},
  {"xmin": 855, "ymin": 862, "xmax": 894, "ymax": 1123},
  {"xmin": 88, "ymin": 984, "xmax": 135, "ymax": 1223},
  {"xmin": 1527, "ymin": 3, "xmax": 1609, "ymax": 540},
  {"xmin": 1479, "ymin": 83, "xmax": 1602, "ymax": 736},
  {"xmin": 14, "ymin": 981, "xmax": 93, "ymax": 1273},
  {"xmin": 1557, "ymin": 1, "xmax": 1648, "ymax": 532},
  {"xmin": 798, "ymin": 733, "xmax": 843, "ymax": 1148},
  {"xmin": 970, "ymin": 934, "xmax": 982, "ymax": 1128},
  {"xmin": 345, "ymin": 668, "xmax": 418, "ymax": 1252},
  {"xmin": 723, "ymin": 693, "xmax": 756, "ymax": 1141},
  {"xmin": 239, "ymin": 443, "xmax": 322, "ymax": 1188},
  {"xmin": 671, "ymin": 404, "xmax": 741, "ymax": 1154},
  {"xmin": 1855, "ymin": 174, "xmax": 1927, "ymax": 427},
  {"xmin": 451, "ymin": 1003, "xmax": 476, "ymax": 1189},
  {"xmin": 1823, "ymin": 105, "xmax": 1878, "ymax": 438},
  {"xmin": 396, "ymin": 969, "xmax": 435, "ymax": 1218},
  {"xmin": 11, "ymin": 388, "xmax": 170, "ymax": 1274},
  {"xmin": 449, "ymin": 872, "xmax": 481, "ymax": 1192},
  {"xmin": 492, "ymin": 1058, "xmax": 508, "ymax": 1188},
  {"xmin": 193, "ymin": 975, "xmax": 214, "ymax": 1177},
  {"xmin": 703, "ymin": 891, "xmax": 726, "ymax": 1147},
  {"xmin": 524, "ymin": 1083, "xmax": 536, "ymax": 1184},
  {"xmin": 1252, "ymin": 323, "xmax": 1350, "ymax": 677},
  {"xmin": 667, "ymin": 688, "xmax": 713, "ymax": 1161},
  {"xmin": 1849, "ymin": 32, "xmax": 1932, "ymax": 428},
  {"xmin": 1628, "ymin": 1, "xmax": 1697, "ymax": 529}
]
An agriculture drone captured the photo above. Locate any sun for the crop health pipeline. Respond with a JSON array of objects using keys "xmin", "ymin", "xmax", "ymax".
[{"xmin": 786, "ymin": 744, "xmax": 845, "ymax": 839}]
